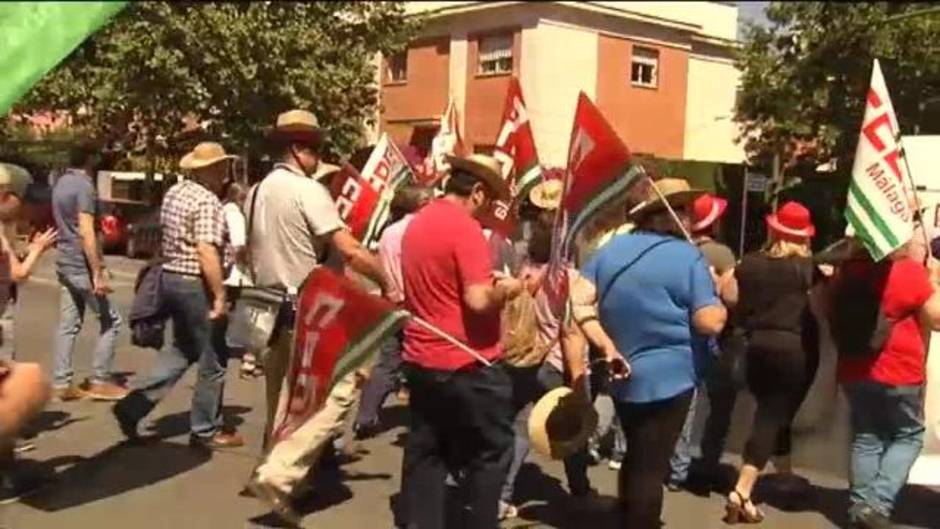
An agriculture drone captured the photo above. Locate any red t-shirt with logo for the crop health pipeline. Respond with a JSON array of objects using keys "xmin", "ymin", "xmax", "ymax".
[
  {"xmin": 838, "ymin": 258, "xmax": 933, "ymax": 386},
  {"xmin": 401, "ymin": 199, "xmax": 501, "ymax": 370}
]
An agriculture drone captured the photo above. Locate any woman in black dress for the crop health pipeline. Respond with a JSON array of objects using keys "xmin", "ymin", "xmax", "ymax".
[{"xmin": 724, "ymin": 201, "xmax": 820, "ymax": 523}]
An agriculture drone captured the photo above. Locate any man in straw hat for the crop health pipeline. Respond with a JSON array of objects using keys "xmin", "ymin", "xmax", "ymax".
[
  {"xmin": 50, "ymin": 141, "xmax": 128, "ymax": 401},
  {"xmin": 245, "ymin": 110, "xmax": 388, "ymax": 524},
  {"xmin": 113, "ymin": 141, "xmax": 245, "ymax": 450},
  {"xmin": 395, "ymin": 154, "xmax": 522, "ymax": 529},
  {"xmin": 0, "ymin": 162, "xmax": 55, "ymax": 502}
]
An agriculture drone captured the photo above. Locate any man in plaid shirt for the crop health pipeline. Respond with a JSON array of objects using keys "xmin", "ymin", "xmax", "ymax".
[{"xmin": 114, "ymin": 142, "xmax": 244, "ymax": 450}]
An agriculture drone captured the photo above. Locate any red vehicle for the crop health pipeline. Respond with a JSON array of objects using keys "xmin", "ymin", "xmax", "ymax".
[{"xmin": 99, "ymin": 199, "xmax": 161, "ymax": 258}]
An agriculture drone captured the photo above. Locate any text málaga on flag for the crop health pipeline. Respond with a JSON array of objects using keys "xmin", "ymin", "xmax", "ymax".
[{"xmin": 845, "ymin": 59, "xmax": 915, "ymax": 261}]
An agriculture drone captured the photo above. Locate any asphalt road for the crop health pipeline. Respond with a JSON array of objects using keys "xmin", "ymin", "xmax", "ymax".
[{"xmin": 0, "ymin": 254, "xmax": 937, "ymax": 529}]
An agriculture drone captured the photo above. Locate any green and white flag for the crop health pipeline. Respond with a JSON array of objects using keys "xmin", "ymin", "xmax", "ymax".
[
  {"xmin": 0, "ymin": 1, "xmax": 127, "ymax": 115},
  {"xmin": 845, "ymin": 59, "xmax": 914, "ymax": 261}
]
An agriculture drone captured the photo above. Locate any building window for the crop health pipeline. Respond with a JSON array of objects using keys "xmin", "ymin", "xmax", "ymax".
[
  {"xmin": 631, "ymin": 46, "xmax": 659, "ymax": 88},
  {"xmin": 478, "ymin": 33, "xmax": 513, "ymax": 75},
  {"xmin": 387, "ymin": 51, "xmax": 407, "ymax": 83}
]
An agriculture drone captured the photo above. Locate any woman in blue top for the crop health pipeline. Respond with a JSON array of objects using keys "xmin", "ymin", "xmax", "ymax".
[{"xmin": 580, "ymin": 178, "xmax": 729, "ymax": 529}]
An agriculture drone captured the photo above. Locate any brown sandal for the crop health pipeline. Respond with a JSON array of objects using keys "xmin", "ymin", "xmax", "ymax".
[{"xmin": 724, "ymin": 490, "xmax": 765, "ymax": 524}]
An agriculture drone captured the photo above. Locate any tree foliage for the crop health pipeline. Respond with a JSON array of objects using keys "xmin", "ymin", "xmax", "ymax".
[
  {"xmin": 14, "ymin": 2, "xmax": 420, "ymax": 169},
  {"xmin": 736, "ymin": 3, "xmax": 940, "ymax": 173}
]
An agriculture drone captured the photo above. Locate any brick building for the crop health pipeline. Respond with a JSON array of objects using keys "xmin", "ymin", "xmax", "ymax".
[{"xmin": 375, "ymin": 1, "xmax": 745, "ymax": 168}]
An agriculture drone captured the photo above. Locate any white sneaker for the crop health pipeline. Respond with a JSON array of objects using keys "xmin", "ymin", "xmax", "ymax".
[
  {"xmin": 498, "ymin": 501, "xmax": 519, "ymax": 520},
  {"xmin": 608, "ymin": 459, "xmax": 622, "ymax": 471}
]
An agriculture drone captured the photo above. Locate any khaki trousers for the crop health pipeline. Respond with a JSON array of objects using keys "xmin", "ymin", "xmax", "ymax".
[{"xmin": 256, "ymin": 329, "xmax": 359, "ymax": 494}]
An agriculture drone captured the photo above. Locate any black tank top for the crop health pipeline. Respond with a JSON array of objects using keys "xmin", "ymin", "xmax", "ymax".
[{"xmin": 736, "ymin": 253, "xmax": 814, "ymax": 335}]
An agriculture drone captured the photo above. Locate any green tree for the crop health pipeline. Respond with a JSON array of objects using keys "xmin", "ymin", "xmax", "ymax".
[
  {"xmin": 15, "ymin": 2, "xmax": 420, "ymax": 169},
  {"xmin": 735, "ymin": 3, "xmax": 940, "ymax": 172}
]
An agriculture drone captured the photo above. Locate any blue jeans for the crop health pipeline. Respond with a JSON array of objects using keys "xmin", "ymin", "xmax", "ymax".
[
  {"xmin": 117, "ymin": 273, "xmax": 228, "ymax": 438},
  {"xmin": 354, "ymin": 332, "xmax": 403, "ymax": 429},
  {"xmin": 53, "ymin": 272, "xmax": 123, "ymax": 387},
  {"xmin": 501, "ymin": 362, "xmax": 592, "ymax": 503},
  {"xmin": 845, "ymin": 381, "xmax": 925, "ymax": 516},
  {"xmin": 668, "ymin": 389, "xmax": 698, "ymax": 485}
]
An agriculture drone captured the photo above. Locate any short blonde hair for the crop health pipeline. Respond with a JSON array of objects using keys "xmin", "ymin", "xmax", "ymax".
[{"xmin": 764, "ymin": 238, "xmax": 812, "ymax": 259}]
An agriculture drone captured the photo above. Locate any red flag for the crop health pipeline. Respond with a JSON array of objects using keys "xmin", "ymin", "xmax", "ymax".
[
  {"xmin": 494, "ymin": 77, "xmax": 542, "ymax": 195},
  {"xmin": 332, "ymin": 134, "xmax": 415, "ymax": 248},
  {"xmin": 546, "ymin": 93, "xmax": 636, "ymax": 299},
  {"xmin": 273, "ymin": 267, "xmax": 409, "ymax": 443},
  {"xmin": 481, "ymin": 78, "xmax": 543, "ymax": 238}
]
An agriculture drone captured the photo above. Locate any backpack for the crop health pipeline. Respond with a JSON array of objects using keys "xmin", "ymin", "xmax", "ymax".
[
  {"xmin": 829, "ymin": 269, "xmax": 892, "ymax": 358},
  {"xmin": 501, "ymin": 280, "xmax": 550, "ymax": 368}
]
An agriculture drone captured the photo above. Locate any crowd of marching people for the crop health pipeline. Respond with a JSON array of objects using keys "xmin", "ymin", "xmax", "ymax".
[{"xmin": 0, "ymin": 105, "xmax": 936, "ymax": 529}]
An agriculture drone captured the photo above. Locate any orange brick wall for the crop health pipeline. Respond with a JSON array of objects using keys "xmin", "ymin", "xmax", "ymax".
[
  {"xmin": 596, "ymin": 35, "xmax": 688, "ymax": 159},
  {"xmin": 380, "ymin": 37, "xmax": 451, "ymax": 146},
  {"xmin": 464, "ymin": 29, "xmax": 522, "ymax": 150}
]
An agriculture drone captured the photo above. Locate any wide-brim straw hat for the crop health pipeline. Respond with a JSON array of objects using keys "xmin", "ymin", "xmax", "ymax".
[
  {"xmin": 529, "ymin": 178, "xmax": 563, "ymax": 210},
  {"xmin": 269, "ymin": 109, "xmax": 322, "ymax": 146},
  {"xmin": 629, "ymin": 177, "xmax": 704, "ymax": 220},
  {"xmin": 766, "ymin": 200, "xmax": 815, "ymax": 241},
  {"xmin": 446, "ymin": 154, "xmax": 510, "ymax": 200},
  {"xmin": 528, "ymin": 387, "xmax": 599, "ymax": 460},
  {"xmin": 179, "ymin": 142, "xmax": 237, "ymax": 171}
]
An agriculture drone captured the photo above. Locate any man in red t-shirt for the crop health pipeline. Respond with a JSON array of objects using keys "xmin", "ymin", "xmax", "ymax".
[
  {"xmin": 833, "ymin": 247, "xmax": 940, "ymax": 529},
  {"xmin": 397, "ymin": 154, "xmax": 522, "ymax": 529}
]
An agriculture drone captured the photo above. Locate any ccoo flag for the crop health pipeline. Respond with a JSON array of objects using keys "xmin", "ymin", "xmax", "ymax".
[
  {"xmin": 845, "ymin": 59, "xmax": 914, "ymax": 261},
  {"xmin": 0, "ymin": 2, "xmax": 127, "ymax": 115}
]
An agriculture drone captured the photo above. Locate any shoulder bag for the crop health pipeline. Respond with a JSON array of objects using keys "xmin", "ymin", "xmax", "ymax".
[{"xmin": 225, "ymin": 178, "xmax": 292, "ymax": 354}]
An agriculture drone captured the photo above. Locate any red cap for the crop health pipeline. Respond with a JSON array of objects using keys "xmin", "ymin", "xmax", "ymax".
[
  {"xmin": 691, "ymin": 194, "xmax": 728, "ymax": 233},
  {"xmin": 766, "ymin": 201, "xmax": 815, "ymax": 241}
]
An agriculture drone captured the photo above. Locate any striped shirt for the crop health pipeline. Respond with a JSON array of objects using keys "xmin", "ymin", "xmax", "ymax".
[{"xmin": 161, "ymin": 180, "xmax": 225, "ymax": 276}]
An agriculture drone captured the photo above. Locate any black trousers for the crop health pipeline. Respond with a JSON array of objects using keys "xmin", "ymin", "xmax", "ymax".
[
  {"xmin": 743, "ymin": 330, "xmax": 819, "ymax": 468},
  {"xmin": 398, "ymin": 361, "xmax": 514, "ymax": 529},
  {"xmin": 699, "ymin": 329, "xmax": 747, "ymax": 471},
  {"xmin": 615, "ymin": 389, "xmax": 694, "ymax": 529}
]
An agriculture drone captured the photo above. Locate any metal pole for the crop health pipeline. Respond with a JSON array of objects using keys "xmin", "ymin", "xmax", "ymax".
[
  {"xmin": 771, "ymin": 152, "xmax": 782, "ymax": 210},
  {"xmin": 739, "ymin": 169, "xmax": 750, "ymax": 256},
  {"xmin": 897, "ymin": 134, "xmax": 933, "ymax": 262}
]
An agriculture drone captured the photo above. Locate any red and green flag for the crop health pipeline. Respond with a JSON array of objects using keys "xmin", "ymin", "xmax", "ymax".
[
  {"xmin": 482, "ymin": 77, "xmax": 543, "ymax": 238},
  {"xmin": 273, "ymin": 267, "xmax": 409, "ymax": 443},
  {"xmin": 0, "ymin": 1, "xmax": 127, "ymax": 115},
  {"xmin": 331, "ymin": 133, "xmax": 415, "ymax": 249}
]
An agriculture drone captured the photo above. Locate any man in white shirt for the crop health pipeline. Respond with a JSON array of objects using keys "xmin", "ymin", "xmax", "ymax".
[{"xmin": 246, "ymin": 110, "xmax": 387, "ymax": 525}]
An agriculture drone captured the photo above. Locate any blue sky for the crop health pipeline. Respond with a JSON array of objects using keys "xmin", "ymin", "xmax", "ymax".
[{"xmin": 737, "ymin": 1, "xmax": 770, "ymax": 36}]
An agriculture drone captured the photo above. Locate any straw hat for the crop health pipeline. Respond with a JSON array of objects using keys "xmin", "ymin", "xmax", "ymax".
[
  {"xmin": 629, "ymin": 177, "xmax": 704, "ymax": 220},
  {"xmin": 767, "ymin": 201, "xmax": 815, "ymax": 241},
  {"xmin": 691, "ymin": 193, "xmax": 728, "ymax": 233},
  {"xmin": 529, "ymin": 179, "xmax": 563, "ymax": 211},
  {"xmin": 0, "ymin": 163, "xmax": 33, "ymax": 198},
  {"xmin": 446, "ymin": 154, "xmax": 510, "ymax": 200},
  {"xmin": 528, "ymin": 387, "xmax": 599, "ymax": 460},
  {"xmin": 271, "ymin": 109, "xmax": 322, "ymax": 146},
  {"xmin": 179, "ymin": 142, "xmax": 237, "ymax": 171}
]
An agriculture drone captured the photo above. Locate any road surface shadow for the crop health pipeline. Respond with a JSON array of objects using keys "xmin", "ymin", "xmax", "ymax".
[
  {"xmin": 21, "ymin": 440, "xmax": 211, "ymax": 512},
  {"xmin": 143, "ymin": 404, "xmax": 252, "ymax": 439},
  {"xmin": 22, "ymin": 410, "xmax": 86, "ymax": 439},
  {"xmin": 759, "ymin": 478, "xmax": 940, "ymax": 529}
]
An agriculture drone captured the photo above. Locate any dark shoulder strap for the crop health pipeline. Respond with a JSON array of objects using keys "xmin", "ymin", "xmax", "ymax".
[{"xmin": 598, "ymin": 238, "xmax": 676, "ymax": 305}]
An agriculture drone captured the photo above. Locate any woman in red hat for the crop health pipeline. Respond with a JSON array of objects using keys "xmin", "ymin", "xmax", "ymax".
[{"xmin": 723, "ymin": 201, "xmax": 821, "ymax": 523}]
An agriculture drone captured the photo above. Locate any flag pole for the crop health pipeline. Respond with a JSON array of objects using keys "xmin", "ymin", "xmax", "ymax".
[
  {"xmin": 410, "ymin": 315, "xmax": 493, "ymax": 367},
  {"xmin": 897, "ymin": 134, "xmax": 933, "ymax": 262},
  {"xmin": 636, "ymin": 165, "xmax": 694, "ymax": 244}
]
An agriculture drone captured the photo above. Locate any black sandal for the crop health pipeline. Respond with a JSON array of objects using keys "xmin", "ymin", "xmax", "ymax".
[{"xmin": 724, "ymin": 489, "xmax": 765, "ymax": 524}]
